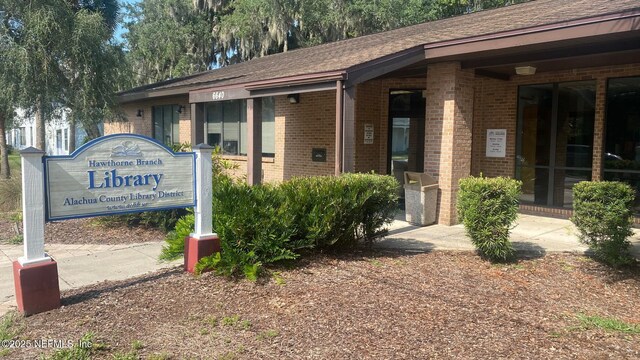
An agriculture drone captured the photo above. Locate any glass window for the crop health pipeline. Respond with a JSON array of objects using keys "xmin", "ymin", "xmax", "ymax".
[
  {"xmin": 152, "ymin": 105, "xmax": 180, "ymax": 145},
  {"xmin": 223, "ymin": 100, "xmax": 240, "ymax": 155},
  {"xmin": 64, "ymin": 128, "xmax": 69, "ymax": 151},
  {"xmin": 19, "ymin": 127, "xmax": 26, "ymax": 146},
  {"xmin": 206, "ymin": 97, "xmax": 275, "ymax": 157},
  {"xmin": 262, "ymin": 96, "xmax": 276, "ymax": 156},
  {"xmin": 604, "ymin": 76, "xmax": 640, "ymax": 212},
  {"xmin": 516, "ymin": 81, "xmax": 595, "ymax": 208}
]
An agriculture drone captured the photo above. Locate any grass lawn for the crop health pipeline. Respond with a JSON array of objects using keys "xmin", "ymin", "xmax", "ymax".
[
  {"xmin": 3, "ymin": 251, "xmax": 639, "ymax": 359},
  {"xmin": 0, "ymin": 154, "xmax": 21, "ymax": 175},
  {"xmin": 0, "ymin": 154, "xmax": 22, "ymax": 216}
]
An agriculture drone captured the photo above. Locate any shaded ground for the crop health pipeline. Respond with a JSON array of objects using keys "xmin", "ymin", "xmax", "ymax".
[
  {"xmin": 6, "ymin": 251, "xmax": 640, "ymax": 359},
  {"xmin": 0, "ymin": 217, "xmax": 165, "ymax": 245}
]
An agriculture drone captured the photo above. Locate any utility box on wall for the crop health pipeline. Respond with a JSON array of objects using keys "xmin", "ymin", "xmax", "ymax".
[{"xmin": 312, "ymin": 148, "xmax": 326, "ymax": 162}]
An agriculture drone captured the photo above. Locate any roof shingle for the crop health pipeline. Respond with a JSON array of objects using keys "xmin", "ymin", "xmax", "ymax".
[{"xmin": 120, "ymin": 0, "xmax": 640, "ymax": 97}]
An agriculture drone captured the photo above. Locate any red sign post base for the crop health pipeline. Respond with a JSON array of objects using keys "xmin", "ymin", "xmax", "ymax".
[
  {"xmin": 184, "ymin": 236, "xmax": 220, "ymax": 273},
  {"xmin": 13, "ymin": 260, "xmax": 61, "ymax": 315}
]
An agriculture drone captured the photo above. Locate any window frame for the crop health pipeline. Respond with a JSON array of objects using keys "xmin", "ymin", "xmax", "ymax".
[
  {"xmin": 514, "ymin": 80, "xmax": 596, "ymax": 207},
  {"xmin": 152, "ymin": 105, "xmax": 181, "ymax": 146},
  {"xmin": 204, "ymin": 98, "xmax": 276, "ymax": 158}
]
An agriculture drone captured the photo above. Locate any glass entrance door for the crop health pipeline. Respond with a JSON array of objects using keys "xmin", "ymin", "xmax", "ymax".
[
  {"xmin": 516, "ymin": 81, "xmax": 596, "ymax": 208},
  {"xmin": 388, "ymin": 90, "xmax": 426, "ymax": 189}
]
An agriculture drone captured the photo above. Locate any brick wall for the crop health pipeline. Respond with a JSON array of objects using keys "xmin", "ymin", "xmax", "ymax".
[{"xmin": 281, "ymin": 91, "xmax": 336, "ymax": 180}]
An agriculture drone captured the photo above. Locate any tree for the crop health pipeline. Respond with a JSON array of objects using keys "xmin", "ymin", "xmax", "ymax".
[
  {"xmin": 125, "ymin": 0, "xmax": 527, "ymax": 85},
  {"xmin": 3, "ymin": 0, "xmax": 72, "ymax": 151},
  {"xmin": 124, "ymin": 0, "xmax": 218, "ymax": 85},
  {"xmin": 65, "ymin": 7, "xmax": 126, "ymax": 151},
  {"xmin": 0, "ymin": 38, "xmax": 18, "ymax": 178},
  {"xmin": 1, "ymin": 6, "xmax": 24, "ymax": 178},
  {"xmin": 2, "ymin": 0, "xmax": 124, "ymax": 152}
]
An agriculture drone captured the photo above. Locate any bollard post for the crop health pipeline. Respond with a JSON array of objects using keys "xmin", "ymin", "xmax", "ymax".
[
  {"xmin": 184, "ymin": 144, "xmax": 219, "ymax": 273},
  {"xmin": 13, "ymin": 148, "xmax": 60, "ymax": 315}
]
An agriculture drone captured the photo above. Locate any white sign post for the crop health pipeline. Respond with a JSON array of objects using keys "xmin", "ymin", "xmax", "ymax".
[
  {"xmin": 185, "ymin": 144, "xmax": 219, "ymax": 273},
  {"xmin": 19, "ymin": 148, "xmax": 49, "ymax": 265},
  {"xmin": 14, "ymin": 134, "xmax": 216, "ymax": 315},
  {"xmin": 192, "ymin": 144, "xmax": 215, "ymax": 240}
]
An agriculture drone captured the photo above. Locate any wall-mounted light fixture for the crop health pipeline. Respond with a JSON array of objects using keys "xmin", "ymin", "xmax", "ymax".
[
  {"xmin": 177, "ymin": 105, "xmax": 186, "ymax": 114},
  {"xmin": 515, "ymin": 66, "xmax": 536, "ymax": 76},
  {"xmin": 136, "ymin": 109, "xmax": 143, "ymax": 117},
  {"xmin": 287, "ymin": 94, "xmax": 300, "ymax": 104}
]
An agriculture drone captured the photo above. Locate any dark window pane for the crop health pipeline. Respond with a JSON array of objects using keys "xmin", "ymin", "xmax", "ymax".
[
  {"xmin": 518, "ymin": 167, "xmax": 549, "ymax": 205},
  {"xmin": 262, "ymin": 96, "xmax": 275, "ymax": 156},
  {"xmin": 605, "ymin": 77, "xmax": 640, "ymax": 171},
  {"xmin": 604, "ymin": 171, "xmax": 640, "ymax": 213},
  {"xmin": 153, "ymin": 107, "xmax": 163, "ymax": 142},
  {"xmin": 552, "ymin": 170, "xmax": 591, "ymax": 208},
  {"xmin": 556, "ymin": 81, "xmax": 595, "ymax": 169},
  {"xmin": 206, "ymin": 103, "xmax": 222, "ymax": 148},
  {"xmin": 172, "ymin": 106, "xmax": 180, "ymax": 145},
  {"xmin": 223, "ymin": 100, "xmax": 240, "ymax": 155},
  {"xmin": 517, "ymin": 84, "xmax": 553, "ymax": 167},
  {"xmin": 163, "ymin": 106, "xmax": 173, "ymax": 145}
]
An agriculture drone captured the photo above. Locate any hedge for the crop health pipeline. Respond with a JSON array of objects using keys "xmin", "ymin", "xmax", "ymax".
[
  {"xmin": 571, "ymin": 181, "xmax": 635, "ymax": 266},
  {"xmin": 161, "ymin": 173, "xmax": 399, "ymax": 278},
  {"xmin": 457, "ymin": 176, "xmax": 522, "ymax": 262}
]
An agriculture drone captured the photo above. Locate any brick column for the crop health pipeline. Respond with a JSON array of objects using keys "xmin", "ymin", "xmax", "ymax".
[
  {"xmin": 592, "ymin": 77, "xmax": 606, "ymax": 181},
  {"xmin": 425, "ymin": 62, "xmax": 475, "ymax": 225}
]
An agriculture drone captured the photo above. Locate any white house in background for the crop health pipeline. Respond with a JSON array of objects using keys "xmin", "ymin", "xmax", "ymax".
[{"xmin": 5, "ymin": 108, "xmax": 101, "ymax": 155}]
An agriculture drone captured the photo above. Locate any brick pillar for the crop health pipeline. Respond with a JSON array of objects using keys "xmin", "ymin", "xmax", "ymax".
[
  {"xmin": 592, "ymin": 77, "xmax": 606, "ymax": 181},
  {"xmin": 425, "ymin": 62, "xmax": 475, "ymax": 225}
]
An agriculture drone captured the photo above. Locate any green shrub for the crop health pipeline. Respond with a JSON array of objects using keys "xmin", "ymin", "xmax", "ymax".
[
  {"xmin": 203, "ymin": 178, "xmax": 301, "ymax": 278},
  {"xmin": 571, "ymin": 181, "xmax": 635, "ymax": 266},
  {"xmin": 159, "ymin": 212, "xmax": 195, "ymax": 261},
  {"xmin": 281, "ymin": 173, "xmax": 399, "ymax": 248},
  {"xmin": 161, "ymin": 173, "xmax": 399, "ymax": 278},
  {"xmin": 457, "ymin": 176, "xmax": 522, "ymax": 262}
]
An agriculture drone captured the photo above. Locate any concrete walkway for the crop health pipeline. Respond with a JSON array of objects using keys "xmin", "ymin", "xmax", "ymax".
[
  {"xmin": 0, "ymin": 242, "xmax": 180, "ymax": 316},
  {"xmin": 378, "ymin": 214, "xmax": 640, "ymax": 258},
  {"xmin": 1, "ymin": 215, "xmax": 639, "ymax": 317}
]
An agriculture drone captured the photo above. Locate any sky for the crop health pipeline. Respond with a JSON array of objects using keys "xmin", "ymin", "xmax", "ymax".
[{"xmin": 113, "ymin": 0, "xmax": 139, "ymax": 44}]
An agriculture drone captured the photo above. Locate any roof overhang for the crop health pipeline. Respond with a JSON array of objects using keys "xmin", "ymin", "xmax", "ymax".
[
  {"xmin": 189, "ymin": 71, "xmax": 346, "ymax": 103},
  {"xmin": 424, "ymin": 9, "xmax": 640, "ymax": 63},
  {"xmin": 118, "ymin": 86, "xmax": 192, "ymax": 104}
]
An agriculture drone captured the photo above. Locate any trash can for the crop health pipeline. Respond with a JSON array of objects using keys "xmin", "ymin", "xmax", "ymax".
[{"xmin": 403, "ymin": 172, "xmax": 438, "ymax": 226}]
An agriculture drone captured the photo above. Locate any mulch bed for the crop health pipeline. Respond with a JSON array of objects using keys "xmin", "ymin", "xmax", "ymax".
[
  {"xmin": 8, "ymin": 251, "xmax": 640, "ymax": 359},
  {"xmin": 0, "ymin": 217, "xmax": 165, "ymax": 245}
]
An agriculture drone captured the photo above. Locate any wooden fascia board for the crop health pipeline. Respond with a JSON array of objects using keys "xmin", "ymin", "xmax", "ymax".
[
  {"xmin": 118, "ymin": 87, "xmax": 191, "ymax": 104},
  {"xmin": 344, "ymin": 46, "xmax": 426, "ymax": 86},
  {"xmin": 190, "ymin": 73, "xmax": 347, "ymax": 102},
  {"xmin": 423, "ymin": 11, "xmax": 640, "ymax": 60}
]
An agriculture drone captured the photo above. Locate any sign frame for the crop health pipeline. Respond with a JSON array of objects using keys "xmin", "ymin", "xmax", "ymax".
[{"xmin": 43, "ymin": 133, "xmax": 196, "ymax": 222}]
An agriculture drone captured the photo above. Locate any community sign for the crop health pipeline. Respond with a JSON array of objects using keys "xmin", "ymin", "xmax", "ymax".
[{"xmin": 44, "ymin": 134, "xmax": 196, "ymax": 221}]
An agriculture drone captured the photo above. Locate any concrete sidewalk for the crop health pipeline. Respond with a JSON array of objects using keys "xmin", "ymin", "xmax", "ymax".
[
  {"xmin": 378, "ymin": 214, "xmax": 640, "ymax": 258},
  {"xmin": 0, "ymin": 242, "xmax": 179, "ymax": 316}
]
